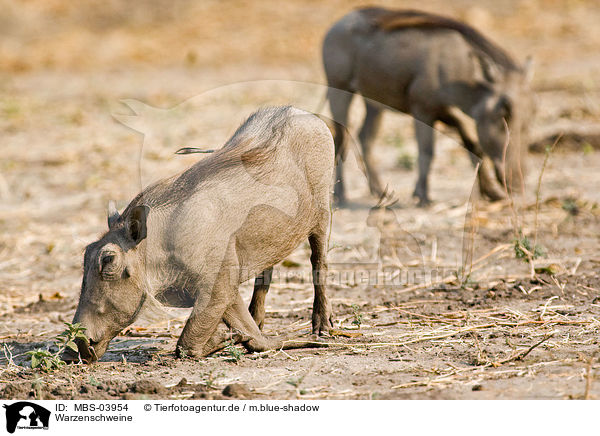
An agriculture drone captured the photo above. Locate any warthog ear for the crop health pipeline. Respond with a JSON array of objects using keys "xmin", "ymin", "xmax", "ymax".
[
  {"xmin": 107, "ymin": 200, "xmax": 120, "ymax": 229},
  {"xmin": 127, "ymin": 205, "xmax": 150, "ymax": 245},
  {"xmin": 478, "ymin": 54, "xmax": 501, "ymax": 84}
]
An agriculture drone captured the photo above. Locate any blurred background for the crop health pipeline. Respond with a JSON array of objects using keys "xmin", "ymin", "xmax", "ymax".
[
  {"xmin": 2, "ymin": 0, "xmax": 599, "ymax": 308},
  {"xmin": 1, "ymin": 0, "xmax": 599, "ymax": 85},
  {"xmin": 1, "ymin": 0, "xmax": 599, "ymax": 300}
]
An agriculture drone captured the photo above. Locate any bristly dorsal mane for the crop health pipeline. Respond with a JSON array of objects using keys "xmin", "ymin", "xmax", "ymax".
[
  {"xmin": 121, "ymin": 106, "xmax": 294, "ymax": 210},
  {"xmin": 360, "ymin": 7, "xmax": 519, "ymax": 71}
]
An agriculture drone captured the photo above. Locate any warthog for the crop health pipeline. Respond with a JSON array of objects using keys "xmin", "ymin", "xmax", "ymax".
[
  {"xmin": 66, "ymin": 106, "xmax": 334, "ymax": 362},
  {"xmin": 323, "ymin": 7, "xmax": 534, "ymax": 205}
]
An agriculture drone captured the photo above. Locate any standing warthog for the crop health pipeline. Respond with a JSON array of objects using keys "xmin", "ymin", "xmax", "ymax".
[
  {"xmin": 323, "ymin": 7, "xmax": 535, "ymax": 205},
  {"xmin": 65, "ymin": 106, "xmax": 334, "ymax": 362}
]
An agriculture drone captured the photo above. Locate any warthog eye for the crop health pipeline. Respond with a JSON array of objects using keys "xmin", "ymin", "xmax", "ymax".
[
  {"xmin": 97, "ymin": 244, "xmax": 124, "ymax": 280},
  {"xmin": 101, "ymin": 254, "xmax": 115, "ymax": 270}
]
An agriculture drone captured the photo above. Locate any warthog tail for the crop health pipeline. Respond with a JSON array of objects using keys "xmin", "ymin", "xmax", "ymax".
[{"xmin": 175, "ymin": 147, "xmax": 216, "ymax": 155}]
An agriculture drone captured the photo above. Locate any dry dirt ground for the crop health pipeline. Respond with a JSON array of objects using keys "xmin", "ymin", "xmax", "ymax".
[{"xmin": 1, "ymin": 0, "xmax": 600, "ymax": 400}]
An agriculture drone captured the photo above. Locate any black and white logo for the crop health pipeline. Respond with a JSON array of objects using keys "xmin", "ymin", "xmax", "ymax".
[{"xmin": 3, "ymin": 402, "xmax": 50, "ymax": 434}]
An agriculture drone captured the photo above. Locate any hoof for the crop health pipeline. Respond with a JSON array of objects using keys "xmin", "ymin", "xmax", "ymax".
[
  {"xmin": 412, "ymin": 188, "xmax": 431, "ymax": 208},
  {"xmin": 309, "ymin": 333, "xmax": 330, "ymax": 342},
  {"xmin": 413, "ymin": 195, "xmax": 431, "ymax": 207},
  {"xmin": 312, "ymin": 313, "xmax": 334, "ymax": 336}
]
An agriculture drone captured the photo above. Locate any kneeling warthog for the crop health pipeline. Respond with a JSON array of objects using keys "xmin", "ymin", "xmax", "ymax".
[{"xmin": 66, "ymin": 106, "xmax": 334, "ymax": 362}]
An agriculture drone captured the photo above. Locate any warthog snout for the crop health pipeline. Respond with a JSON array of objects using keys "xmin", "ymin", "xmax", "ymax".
[{"xmin": 62, "ymin": 337, "xmax": 99, "ymax": 364}]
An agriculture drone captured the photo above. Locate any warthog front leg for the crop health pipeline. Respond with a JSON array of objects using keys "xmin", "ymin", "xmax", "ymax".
[
  {"xmin": 441, "ymin": 108, "xmax": 506, "ymax": 202},
  {"xmin": 176, "ymin": 293, "xmax": 233, "ymax": 358},
  {"xmin": 477, "ymin": 158, "xmax": 507, "ymax": 201},
  {"xmin": 178, "ymin": 277, "xmax": 327, "ymax": 358},
  {"xmin": 176, "ymin": 256, "xmax": 238, "ymax": 358}
]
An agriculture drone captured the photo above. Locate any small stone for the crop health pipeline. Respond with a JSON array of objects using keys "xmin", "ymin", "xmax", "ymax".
[
  {"xmin": 175, "ymin": 378, "xmax": 189, "ymax": 388},
  {"xmin": 222, "ymin": 383, "xmax": 252, "ymax": 399}
]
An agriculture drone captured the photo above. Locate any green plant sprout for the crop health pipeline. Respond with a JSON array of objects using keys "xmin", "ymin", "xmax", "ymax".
[{"xmin": 26, "ymin": 322, "xmax": 88, "ymax": 371}]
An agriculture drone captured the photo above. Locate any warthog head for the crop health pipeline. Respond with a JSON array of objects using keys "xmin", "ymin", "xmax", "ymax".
[
  {"xmin": 474, "ymin": 59, "xmax": 535, "ymax": 193},
  {"xmin": 64, "ymin": 203, "xmax": 150, "ymax": 363}
]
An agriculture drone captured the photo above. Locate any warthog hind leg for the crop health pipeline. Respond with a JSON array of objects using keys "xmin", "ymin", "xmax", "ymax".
[
  {"xmin": 248, "ymin": 267, "xmax": 273, "ymax": 330},
  {"xmin": 309, "ymin": 229, "xmax": 333, "ymax": 335},
  {"xmin": 218, "ymin": 294, "xmax": 328, "ymax": 354}
]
